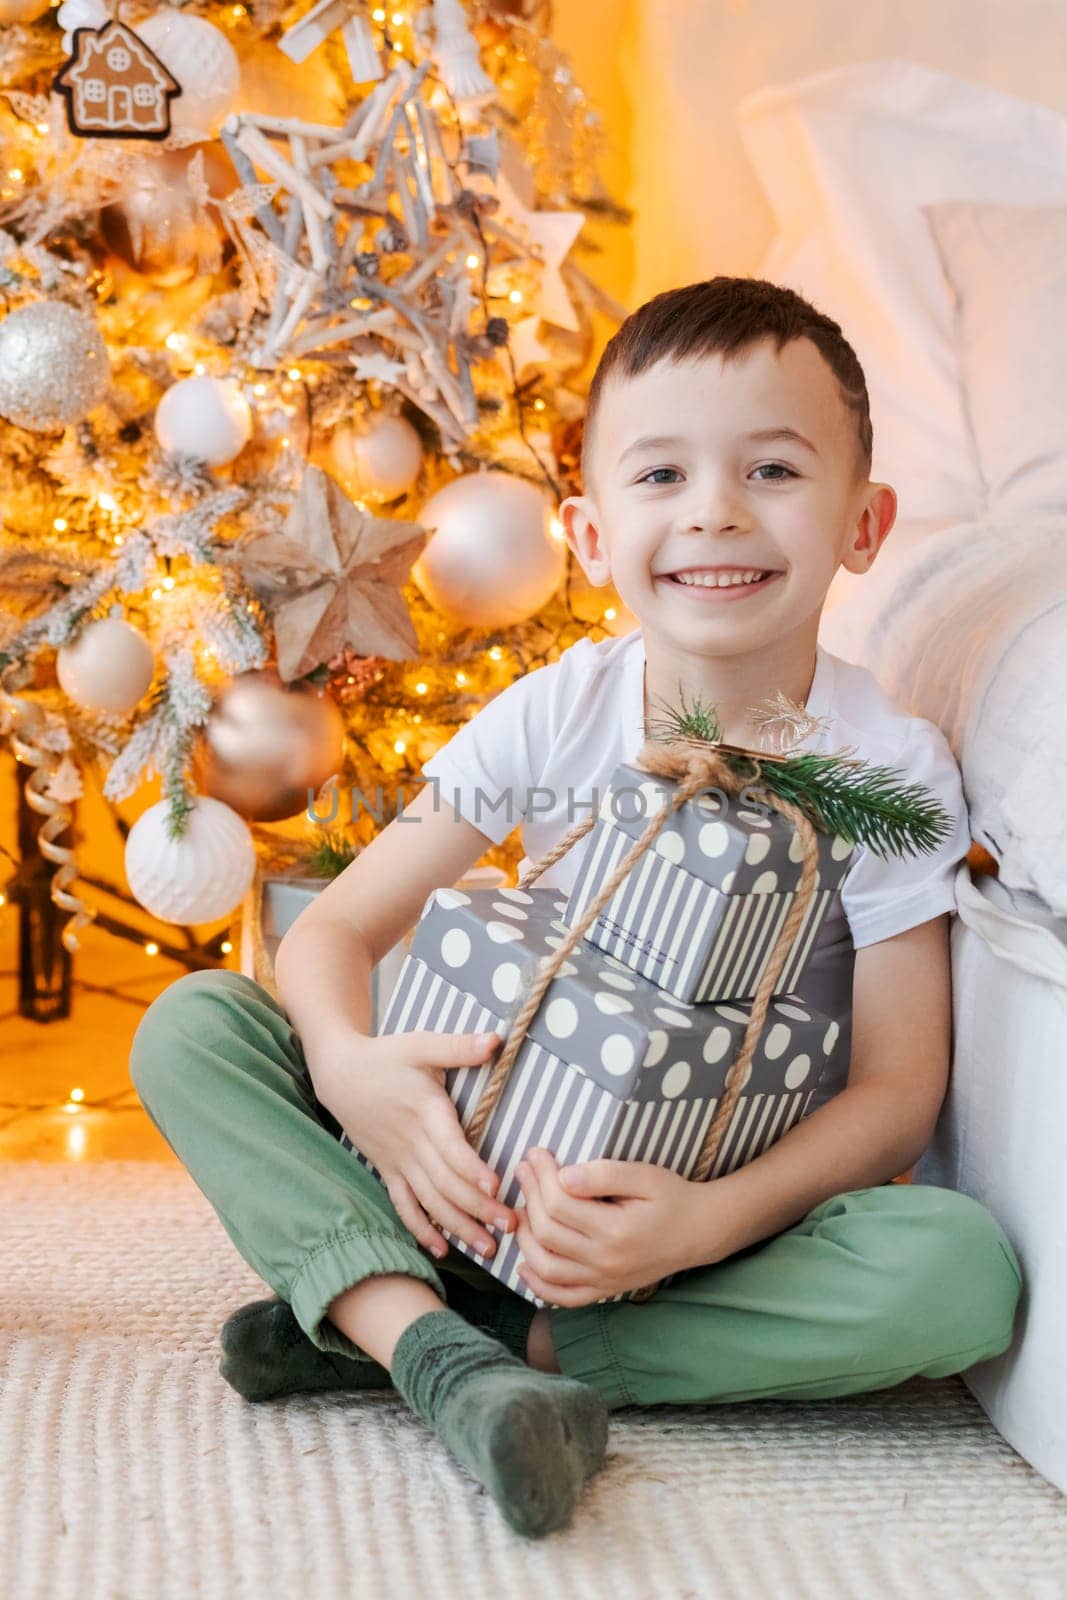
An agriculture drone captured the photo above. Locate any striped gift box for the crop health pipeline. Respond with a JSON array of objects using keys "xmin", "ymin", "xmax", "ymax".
[
  {"xmin": 340, "ymin": 884, "xmax": 847, "ymax": 1307},
  {"xmin": 563, "ymin": 763, "xmax": 857, "ymax": 1004}
]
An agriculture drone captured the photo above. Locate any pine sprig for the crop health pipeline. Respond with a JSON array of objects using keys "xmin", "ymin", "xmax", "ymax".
[
  {"xmin": 647, "ymin": 687, "xmax": 953, "ymax": 861},
  {"xmin": 305, "ymin": 829, "xmax": 358, "ymax": 878},
  {"xmin": 743, "ymin": 749, "xmax": 952, "ymax": 861}
]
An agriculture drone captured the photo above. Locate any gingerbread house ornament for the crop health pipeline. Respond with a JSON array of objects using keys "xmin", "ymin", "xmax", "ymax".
[{"xmin": 53, "ymin": 21, "xmax": 182, "ymax": 141}]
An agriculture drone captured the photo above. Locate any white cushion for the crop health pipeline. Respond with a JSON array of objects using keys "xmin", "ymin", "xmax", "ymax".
[
  {"xmin": 738, "ymin": 59, "xmax": 1067, "ymax": 524},
  {"xmin": 819, "ymin": 514, "xmax": 1067, "ymax": 915},
  {"xmin": 925, "ymin": 200, "xmax": 1067, "ymax": 514}
]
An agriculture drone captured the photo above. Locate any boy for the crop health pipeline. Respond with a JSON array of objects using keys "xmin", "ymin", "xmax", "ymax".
[{"xmin": 131, "ymin": 278, "xmax": 1022, "ymax": 1541}]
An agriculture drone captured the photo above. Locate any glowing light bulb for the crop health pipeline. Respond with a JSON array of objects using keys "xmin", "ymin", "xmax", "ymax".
[
  {"xmin": 53, "ymin": 517, "xmax": 68, "ymax": 532},
  {"xmin": 165, "ymin": 333, "xmax": 182, "ymax": 351},
  {"xmin": 455, "ymin": 671, "xmax": 466, "ymax": 686},
  {"xmin": 287, "ymin": 368, "xmax": 301, "ymax": 381},
  {"xmin": 508, "ymin": 289, "xmax": 523, "ymax": 304},
  {"xmin": 70, "ymin": 1087, "xmax": 85, "ymax": 1103},
  {"xmin": 394, "ymin": 739, "xmax": 406, "ymax": 754},
  {"xmin": 415, "ymin": 682, "xmax": 427, "ymax": 694},
  {"xmin": 220, "ymin": 940, "xmax": 233, "ymax": 955},
  {"xmin": 151, "ymin": 588, "xmax": 163, "ymax": 600},
  {"xmin": 466, "ymin": 253, "xmax": 480, "ymax": 269},
  {"xmin": 162, "ymin": 576, "xmax": 175, "ymax": 590},
  {"xmin": 372, "ymin": 6, "xmax": 385, "ymax": 18},
  {"xmin": 604, "ymin": 607, "xmax": 617, "ymax": 622},
  {"xmin": 145, "ymin": 942, "xmax": 159, "ymax": 956},
  {"xmin": 97, "ymin": 493, "xmax": 119, "ymax": 513},
  {"xmin": 488, "ymin": 647, "xmax": 503, "ymax": 660}
]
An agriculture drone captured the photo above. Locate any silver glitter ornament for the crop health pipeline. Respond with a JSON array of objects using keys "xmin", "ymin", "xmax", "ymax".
[{"xmin": 0, "ymin": 302, "xmax": 111, "ymax": 433}]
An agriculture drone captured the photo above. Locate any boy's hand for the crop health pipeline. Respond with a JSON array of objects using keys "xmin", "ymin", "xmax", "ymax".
[
  {"xmin": 325, "ymin": 1027, "xmax": 518, "ymax": 1262},
  {"xmin": 513, "ymin": 1147, "xmax": 701, "ymax": 1308}
]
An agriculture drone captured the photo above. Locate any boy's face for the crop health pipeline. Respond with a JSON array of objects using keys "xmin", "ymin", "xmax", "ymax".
[{"xmin": 561, "ymin": 338, "xmax": 895, "ymax": 659}]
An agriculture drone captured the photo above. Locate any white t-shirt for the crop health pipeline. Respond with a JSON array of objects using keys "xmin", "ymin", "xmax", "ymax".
[{"xmin": 420, "ymin": 628, "xmax": 971, "ymax": 950}]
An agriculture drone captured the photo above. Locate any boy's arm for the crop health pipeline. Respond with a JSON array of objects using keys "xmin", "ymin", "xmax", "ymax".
[
  {"xmin": 682, "ymin": 912, "xmax": 952, "ymax": 1267},
  {"xmin": 272, "ymin": 780, "xmax": 494, "ymax": 1101}
]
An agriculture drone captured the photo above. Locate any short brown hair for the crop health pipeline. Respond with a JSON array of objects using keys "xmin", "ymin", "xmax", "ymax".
[{"xmin": 581, "ymin": 276, "xmax": 872, "ymax": 488}]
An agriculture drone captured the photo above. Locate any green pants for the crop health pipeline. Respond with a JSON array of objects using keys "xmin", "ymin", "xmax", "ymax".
[{"xmin": 129, "ymin": 969, "xmax": 1023, "ymax": 1411}]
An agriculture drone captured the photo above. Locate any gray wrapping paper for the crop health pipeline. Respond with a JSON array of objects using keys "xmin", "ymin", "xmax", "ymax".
[
  {"xmin": 340, "ymin": 884, "xmax": 850, "ymax": 1305},
  {"xmin": 563, "ymin": 762, "xmax": 857, "ymax": 1003}
]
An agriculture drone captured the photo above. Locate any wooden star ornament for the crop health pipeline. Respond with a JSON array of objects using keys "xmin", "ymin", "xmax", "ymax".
[{"xmin": 243, "ymin": 466, "xmax": 428, "ymax": 682}]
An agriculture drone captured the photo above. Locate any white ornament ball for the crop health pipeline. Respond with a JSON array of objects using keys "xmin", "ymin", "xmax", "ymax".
[
  {"xmin": 155, "ymin": 375, "xmax": 253, "ymax": 467},
  {"xmin": 0, "ymin": 0, "xmax": 51, "ymax": 21},
  {"xmin": 56, "ymin": 0, "xmax": 107, "ymax": 46},
  {"xmin": 329, "ymin": 414, "xmax": 424, "ymax": 500},
  {"xmin": 135, "ymin": 10, "xmax": 241, "ymax": 132},
  {"xmin": 0, "ymin": 302, "xmax": 110, "ymax": 433},
  {"xmin": 413, "ymin": 471, "xmax": 566, "ymax": 629},
  {"xmin": 56, "ymin": 618, "xmax": 155, "ymax": 714},
  {"xmin": 125, "ymin": 795, "xmax": 256, "ymax": 924}
]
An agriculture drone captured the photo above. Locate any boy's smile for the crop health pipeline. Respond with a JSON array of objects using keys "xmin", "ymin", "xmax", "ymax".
[{"xmin": 562, "ymin": 337, "xmax": 896, "ymax": 746}]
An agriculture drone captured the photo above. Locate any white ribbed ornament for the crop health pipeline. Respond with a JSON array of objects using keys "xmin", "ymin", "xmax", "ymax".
[
  {"xmin": 135, "ymin": 10, "xmax": 241, "ymax": 132},
  {"xmin": 430, "ymin": 0, "xmax": 494, "ymax": 103},
  {"xmin": 125, "ymin": 796, "xmax": 256, "ymax": 924}
]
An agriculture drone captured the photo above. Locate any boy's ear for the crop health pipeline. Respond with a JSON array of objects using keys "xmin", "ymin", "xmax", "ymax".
[
  {"xmin": 560, "ymin": 493, "xmax": 612, "ymax": 587},
  {"xmin": 839, "ymin": 482, "xmax": 897, "ymax": 576}
]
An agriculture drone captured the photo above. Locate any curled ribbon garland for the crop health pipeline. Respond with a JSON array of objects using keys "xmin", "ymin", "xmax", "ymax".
[{"xmin": 0, "ymin": 665, "xmax": 95, "ymax": 954}]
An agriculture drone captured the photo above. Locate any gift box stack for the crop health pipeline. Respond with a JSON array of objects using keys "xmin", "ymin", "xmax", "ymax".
[{"xmin": 341, "ymin": 761, "xmax": 857, "ymax": 1306}]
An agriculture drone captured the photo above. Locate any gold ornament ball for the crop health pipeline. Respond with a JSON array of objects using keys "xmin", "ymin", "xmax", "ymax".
[
  {"xmin": 328, "ymin": 414, "xmax": 424, "ymax": 500},
  {"xmin": 56, "ymin": 617, "xmax": 155, "ymax": 714},
  {"xmin": 0, "ymin": 302, "xmax": 110, "ymax": 433},
  {"xmin": 99, "ymin": 147, "xmax": 231, "ymax": 287},
  {"xmin": 413, "ymin": 470, "xmax": 566, "ymax": 629},
  {"xmin": 196, "ymin": 672, "xmax": 345, "ymax": 822}
]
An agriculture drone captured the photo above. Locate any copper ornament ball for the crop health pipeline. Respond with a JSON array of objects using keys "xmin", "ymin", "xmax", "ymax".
[{"xmin": 195, "ymin": 672, "xmax": 345, "ymax": 822}]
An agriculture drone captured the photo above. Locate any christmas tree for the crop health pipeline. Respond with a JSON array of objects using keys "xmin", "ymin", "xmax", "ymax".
[{"xmin": 0, "ymin": 0, "xmax": 630, "ymax": 1010}]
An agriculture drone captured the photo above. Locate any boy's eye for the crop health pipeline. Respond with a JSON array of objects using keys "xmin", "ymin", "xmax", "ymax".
[
  {"xmin": 637, "ymin": 467, "xmax": 682, "ymax": 485},
  {"xmin": 751, "ymin": 463, "xmax": 797, "ymax": 481}
]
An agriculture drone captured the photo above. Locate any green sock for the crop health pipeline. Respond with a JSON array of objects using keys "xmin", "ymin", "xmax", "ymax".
[
  {"xmin": 218, "ymin": 1275, "xmax": 539, "ymax": 1402},
  {"xmin": 389, "ymin": 1307, "xmax": 609, "ymax": 1540},
  {"xmin": 219, "ymin": 1296, "xmax": 393, "ymax": 1402},
  {"xmin": 440, "ymin": 1274, "xmax": 539, "ymax": 1361}
]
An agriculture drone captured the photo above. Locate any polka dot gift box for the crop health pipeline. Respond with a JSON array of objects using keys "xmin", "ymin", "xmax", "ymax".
[
  {"xmin": 562, "ymin": 762, "xmax": 857, "ymax": 1005},
  {"xmin": 339, "ymin": 883, "xmax": 849, "ymax": 1306}
]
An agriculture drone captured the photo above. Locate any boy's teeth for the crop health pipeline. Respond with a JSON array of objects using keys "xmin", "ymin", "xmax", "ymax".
[{"xmin": 672, "ymin": 569, "xmax": 769, "ymax": 588}]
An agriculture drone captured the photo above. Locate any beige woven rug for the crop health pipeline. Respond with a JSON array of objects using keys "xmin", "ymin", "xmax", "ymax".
[{"xmin": 3, "ymin": 1162, "xmax": 1066, "ymax": 1600}]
